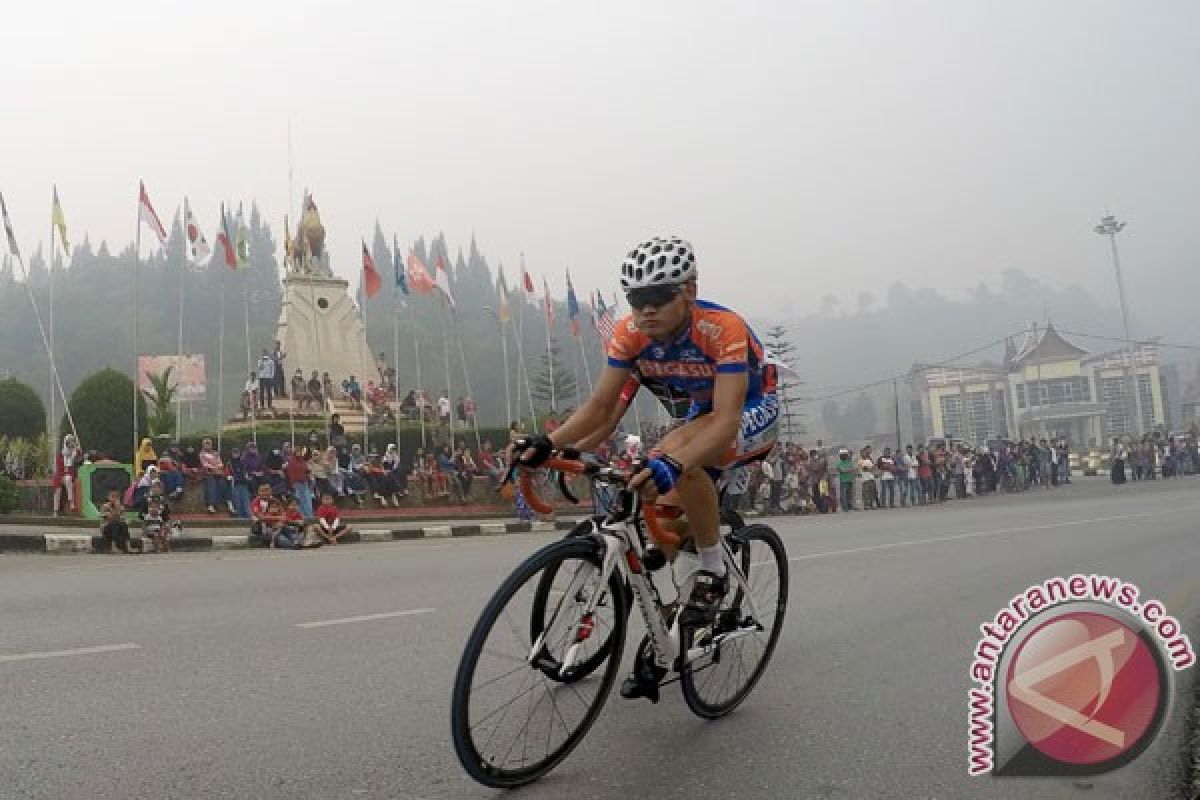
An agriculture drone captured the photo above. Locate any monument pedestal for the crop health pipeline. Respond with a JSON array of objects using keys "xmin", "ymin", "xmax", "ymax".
[{"xmin": 275, "ymin": 275, "xmax": 374, "ymax": 389}]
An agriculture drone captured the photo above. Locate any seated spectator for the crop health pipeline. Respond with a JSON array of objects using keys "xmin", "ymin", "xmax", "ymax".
[
  {"xmin": 277, "ymin": 497, "xmax": 313, "ymax": 549},
  {"xmin": 249, "ymin": 483, "xmax": 275, "ymax": 545},
  {"xmin": 99, "ymin": 490, "xmax": 132, "ymax": 554},
  {"xmin": 307, "ymin": 371, "xmax": 324, "ymax": 410},
  {"xmin": 264, "ymin": 446, "xmax": 289, "ymax": 497},
  {"xmin": 241, "ymin": 441, "xmax": 266, "ymax": 492},
  {"xmin": 400, "ymin": 390, "xmax": 418, "ymax": 420},
  {"xmin": 454, "ymin": 444, "xmax": 477, "ymax": 499},
  {"xmin": 156, "ymin": 448, "xmax": 186, "ymax": 500},
  {"xmin": 134, "ymin": 437, "xmax": 157, "ymax": 476},
  {"xmin": 437, "ymin": 447, "xmax": 459, "ymax": 499},
  {"xmin": 316, "ymin": 492, "xmax": 348, "ymax": 544},
  {"xmin": 260, "ymin": 497, "xmax": 289, "ymax": 548},
  {"xmin": 199, "ymin": 438, "xmax": 233, "ymax": 515},
  {"xmin": 322, "ymin": 372, "xmax": 336, "ymax": 401},
  {"xmin": 478, "ymin": 441, "xmax": 504, "ymax": 488},
  {"xmin": 314, "ymin": 445, "xmax": 343, "ymax": 498},
  {"xmin": 229, "ymin": 446, "xmax": 252, "ymax": 518},
  {"xmin": 381, "ymin": 444, "xmax": 407, "ymax": 504},
  {"xmin": 141, "ymin": 483, "xmax": 174, "ymax": 553},
  {"xmin": 343, "ymin": 444, "xmax": 369, "ymax": 505},
  {"xmin": 291, "ymin": 369, "xmax": 308, "ymax": 409},
  {"xmin": 181, "ymin": 445, "xmax": 203, "ymax": 483}
]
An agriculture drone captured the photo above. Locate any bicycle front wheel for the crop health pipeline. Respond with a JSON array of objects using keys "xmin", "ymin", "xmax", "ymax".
[
  {"xmin": 681, "ymin": 523, "xmax": 788, "ymax": 719},
  {"xmin": 451, "ymin": 536, "xmax": 628, "ymax": 788}
]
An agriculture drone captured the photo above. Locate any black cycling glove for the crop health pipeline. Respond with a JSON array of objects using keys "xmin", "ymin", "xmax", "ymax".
[{"xmin": 513, "ymin": 435, "xmax": 555, "ymax": 468}]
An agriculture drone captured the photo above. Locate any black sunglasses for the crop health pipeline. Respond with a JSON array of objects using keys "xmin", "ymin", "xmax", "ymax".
[{"xmin": 625, "ymin": 285, "xmax": 680, "ymax": 311}]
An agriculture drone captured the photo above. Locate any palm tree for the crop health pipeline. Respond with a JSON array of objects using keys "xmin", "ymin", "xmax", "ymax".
[{"xmin": 141, "ymin": 367, "xmax": 177, "ymax": 438}]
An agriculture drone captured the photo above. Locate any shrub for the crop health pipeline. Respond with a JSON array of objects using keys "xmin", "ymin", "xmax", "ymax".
[
  {"xmin": 0, "ymin": 475, "xmax": 17, "ymax": 514},
  {"xmin": 61, "ymin": 368, "xmax": 148, "ymax": 464},
  {"xmin": 0, "ymin": 378, "xmax": 46, "ymax": 441}
]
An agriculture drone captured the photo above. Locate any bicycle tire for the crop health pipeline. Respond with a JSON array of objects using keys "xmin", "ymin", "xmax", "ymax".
[
  {"xmin": 451, "ymin": 536, "xmax": 628, "ymax": 788},
  {"xmin": 681, "ymin": 523, "xmax": 788, "ymax": 719},
  {"xmin": 529, "ymin": 520, "xmax": 630, "ymax": 683}
]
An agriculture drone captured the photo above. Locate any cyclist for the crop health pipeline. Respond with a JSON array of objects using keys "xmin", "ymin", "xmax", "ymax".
[{"xmin": 513, "ymin": 235, "xmax": 779, "ymax": 624}]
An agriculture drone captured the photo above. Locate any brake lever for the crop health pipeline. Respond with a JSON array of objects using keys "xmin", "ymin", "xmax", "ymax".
[{"xmin": 557, "ymin": 470, "xmax": 579, "ymax": 505}]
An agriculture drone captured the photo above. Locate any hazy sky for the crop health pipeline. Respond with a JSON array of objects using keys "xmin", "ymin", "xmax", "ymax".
[{"xmin": 4, "ymin": 1, "xmax": 1198, "ymax": 319}]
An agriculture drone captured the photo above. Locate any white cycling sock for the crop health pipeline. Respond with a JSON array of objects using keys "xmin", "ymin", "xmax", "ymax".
[{"xmin": 698, "ymin": 544, "xmax": 726, "ymax": 578}]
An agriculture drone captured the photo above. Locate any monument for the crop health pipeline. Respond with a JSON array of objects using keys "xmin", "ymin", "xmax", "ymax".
[{"xmin": 274, "ymin": 194, "xmax": 374, "ymax": 392}]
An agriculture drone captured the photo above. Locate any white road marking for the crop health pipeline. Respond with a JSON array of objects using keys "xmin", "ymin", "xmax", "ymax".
[
  {"xmin": 296, "ymin": 608, "xmax": 436, "ymax": 628},
  {"xmin": 786, "ymin": 507, "xmax": 1195, "ymax": 563},
  {"xmin": 0, "ymin": 642, "xmax": 141, "ymax": 664}
]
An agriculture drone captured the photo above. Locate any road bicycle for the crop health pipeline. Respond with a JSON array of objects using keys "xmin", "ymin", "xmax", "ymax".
[{"xmin": 450, "ymin": 453, "xmax": 789, "ymax": 788}]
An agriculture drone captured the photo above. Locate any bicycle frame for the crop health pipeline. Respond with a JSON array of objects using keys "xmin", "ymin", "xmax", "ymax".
[{"xmin": 528, "ymin": 490, "xmax": 765, "ymax": 678}]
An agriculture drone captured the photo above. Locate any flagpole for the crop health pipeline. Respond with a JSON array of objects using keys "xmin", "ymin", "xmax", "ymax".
[
  {"xmin": 243, "ymin": 269, "xmax": 256, "ymax": 446},
  {"xmin": 133, "ymin": 187, "xmax": 142, "ymax": 462},
  {"xmin": 393, "ymin": 300, "xmax": 401, "ymax": 451},
  {"xmin": 439, "ymin": 296, "xmax": 454, "ymax": 447},
  {"xmin": 414, "ymin": 336, "xmax": 425, "ymax": 448},
  {"xmin": 48, "ymin": 190, "xmax": 56, "ymax": 470},
  {"xmin": 544, "ymin": 297, "xmax": 556, "ymax": 412},
  {"xmin": 513, "ymin": 296, "xmax": 537, "ymax": 430},
  {"xmin": 576, "ymin": 333, "xmax": 593, "ymax": 393},
  {"xmin": 360, "ymin": 283, "xmax": 370, "ymax": 454},
  {"xmin": 176, "ymin": 200, "xmax": 187, "ymax": 442},
  {"xmin": 217, "ymin": 266, "xmax": 225, "ymax": 453},
  {"xmin": 499, "ymin": 311, "xmax": 512, "ymax": 425},
  {"xmin": 453, "ymin": 311, "xmax": 482, "ymax": 453}
]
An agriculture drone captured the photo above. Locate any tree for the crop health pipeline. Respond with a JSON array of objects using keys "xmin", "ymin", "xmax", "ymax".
[
  {"xmin": 531, "ymin": 340, "xmax": 577, "ymax": 412},
  {"xmin": 61, "ymin": 368, "xmax": 147, "ymax": 463},
  {"xmin": 764, "ymin": 324, "xmax": 805, "ymax": 440},
  {"xmin": 141, "ymin": 367, "xmax": 178, "ymax": 438},
  {"xmin": 0, "ymin": 377, "xmax": 46, "ymax": 440}
]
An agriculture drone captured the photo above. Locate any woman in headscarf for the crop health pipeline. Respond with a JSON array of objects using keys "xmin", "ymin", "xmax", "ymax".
[
  {"xmin": 51, "ymin": 434, "xmax": 82, "ymax": 515},
  {"xmin": 316, "ymin": 445, "xmax": 343, "ymax": 498},
  {"xmin": 134, "ymin": 438, "xmax": 157, "ymax": 476},
  {"xmin": 344, "ymin": 444, "xmax": 369, "ymax": 505}
]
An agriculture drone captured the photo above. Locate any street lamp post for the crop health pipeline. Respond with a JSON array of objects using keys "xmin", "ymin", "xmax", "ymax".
[{"xmin": 1094, "ymin": 214, "xmax": 1144, "ymax": 439}]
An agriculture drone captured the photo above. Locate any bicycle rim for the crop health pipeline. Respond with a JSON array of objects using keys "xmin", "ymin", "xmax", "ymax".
[
  {"xmin": 451, "ymin": 537, "xmax": 627, "ymax": 788},
  {"xmin": 681, "ymin": 524, "xmax": 788, "ymax": 719},
  {"xmin": 530, "ymin": 520, "xmax": 627, "ymax": 683}
]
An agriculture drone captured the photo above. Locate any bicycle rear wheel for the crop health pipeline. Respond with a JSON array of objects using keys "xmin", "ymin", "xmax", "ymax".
[
  {"xmin": 451, "ymin": 536, "xmax": 628, "ymax": 788},
  {"xmin": 681, "ymin": 523, "xmax": 788, "ymax": 719}
]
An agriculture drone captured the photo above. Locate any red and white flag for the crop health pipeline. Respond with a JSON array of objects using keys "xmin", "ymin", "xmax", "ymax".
[
  {"xmin": 183, "ymin": 197, "xmax": 211, "ymax": 266},
  {"xmin": 215, "ymin": 203, "xmax": 237, "ymax": 270},
  {"xmin": 406, "ymin": 250, "xmax": 436, "ymax": 295},
  {"xmin": 138, "ymin": 181, "xmax": 168, "ymax": 245},
  {"xmin": 542, "ymin": 276, "xmax": 554, "ymax": 325},
  {"xmin": 434, "ymin": 255, "xmax": 456, "ymax": 309}
]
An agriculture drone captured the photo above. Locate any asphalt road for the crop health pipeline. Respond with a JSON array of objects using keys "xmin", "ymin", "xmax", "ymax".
[{"xmin": 2, "ymin": 477, "xmax": 1198, "ymax": 800}]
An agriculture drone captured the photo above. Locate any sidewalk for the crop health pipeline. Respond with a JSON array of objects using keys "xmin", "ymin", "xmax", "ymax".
[{"xmin": 0, "ymin": 516, "xmax": 588, "ymax": 555}]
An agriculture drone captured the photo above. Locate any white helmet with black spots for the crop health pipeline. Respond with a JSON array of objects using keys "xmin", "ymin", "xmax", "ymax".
[{"xmin": 619, "ymin": 236, "xmax": 697, "ymax": 290}]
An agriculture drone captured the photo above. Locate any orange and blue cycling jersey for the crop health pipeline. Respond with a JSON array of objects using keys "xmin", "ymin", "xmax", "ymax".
[{"xmin": 606, "ymin": 299, "xmax": 777, "ymax": 416}]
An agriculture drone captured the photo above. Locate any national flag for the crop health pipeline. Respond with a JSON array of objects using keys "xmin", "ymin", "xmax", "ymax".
[
  {"xmin": 362, "ymin": 240, "xmax": 382, "ymax": 299},
  {"xmin": 406, "ymin": 250, "xmax": 436, "ymax": 294},
  {"xmin": 51, "ymin": 186, "xmax": 69, "ymax": 255},
  {"xmin": 521, "ymin": 254, "xmax": 535, "ymax": 295},
  {"xmin": 0, "ymin": 191, "xmax": 19, "ymax": 258},
  {"xmin": 542, "ymin": 276, "xmax": 554, "ymax": 326},
  {"xmin": 434, "ymin": 255, "xmax": 456, "ymax": 308},
  {"xmin": 594, "ymin": 290, "xmax": 616, "ymax": 341},
  {"xmin": 138, "ymin": 181, "xmax": 168, "ymax": 244},
  {"xmin": 183, "ymin": 198, "xmax": 211, "ymax": 266},
  {"xmin": 215, "ymin": 203, "xmax": 237, "ymax": 270},
  {"xmin": 496, "ymin": 265, "xmax": 511, "ymax": 323},
  {"xmin": 566, "ymin": 270, "xmax": 581, "ymax": 338},
  {"xmin": 235, "ymin": 203, "xmax": 249, "ymax": 268},
  {"xmin": 393, "ymin": 234, "xmax": 408, "ymax": 294}
]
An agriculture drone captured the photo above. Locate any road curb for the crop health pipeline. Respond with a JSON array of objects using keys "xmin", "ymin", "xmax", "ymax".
[{"xmin": 2, "ymin": 517, "xmax": 587, "ymax": 556}]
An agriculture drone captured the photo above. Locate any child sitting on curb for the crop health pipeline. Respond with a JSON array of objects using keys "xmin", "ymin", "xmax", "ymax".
[
  {"xmin": 315, "ymin": 492, "xmax": 348, "ymax": 545},
  {"xmin": 99, "ymin": 490, "xmax": 132, "ymax": 554},
  {"xmin": 142, "ymin": 489, "xmax": 172, "ymax": 553},
  {"xmin": 249, "ymin": 484, "xmax": 274, "ymax": 545}
]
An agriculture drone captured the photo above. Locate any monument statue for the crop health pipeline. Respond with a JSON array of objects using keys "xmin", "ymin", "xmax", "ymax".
[
  {"xmin": 272, "ymin": 193, "xmax": 374, "ymax": 400},
  {"xmin": 288, "ymin": 193, "xmax": 332, "ymax": 277}
]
